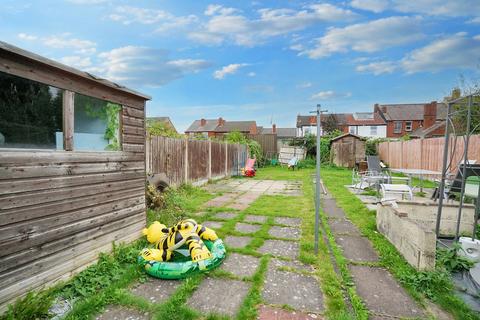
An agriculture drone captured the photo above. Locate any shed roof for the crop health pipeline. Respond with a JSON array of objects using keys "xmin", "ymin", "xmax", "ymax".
[
  {"xmin": 330, "ymin": 133, "xmax": 365, "ymax": 144},
  {"xmin": 0, "ymin": 41, "xmax": 151, "ymax": 100}
]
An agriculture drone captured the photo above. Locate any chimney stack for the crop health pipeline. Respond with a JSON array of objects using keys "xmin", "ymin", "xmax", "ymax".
[
  {"xmin": 272, "ymin": 124, "xmax": 277, "ymax": 134},
  {"xmin": 423, "ymin": 101, "xmax": 437, "ymax": 129},
  {"xmin": 200, "ymin": 118, "xmax": 206, "ymax": 126},
  {"xmin": 217, "ymin": 117, "xmax": 225, "ymax": 126}
]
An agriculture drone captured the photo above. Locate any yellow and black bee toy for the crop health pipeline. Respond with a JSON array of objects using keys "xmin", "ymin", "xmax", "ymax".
[{"xmin": 141, "ymin": 219, "xmax": 218, "ymax": 263}]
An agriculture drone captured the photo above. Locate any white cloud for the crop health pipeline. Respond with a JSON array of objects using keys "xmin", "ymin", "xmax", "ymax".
[
  {"xmin": 402, "ymin": 33, "xmax": 480, "ymax": 73},
  {"xmin": 356, "ymin": 61, "xmax": 397, "ymax": 75},
  {"xmin": 350, "ymin": 0, "xmax": 389, "ymax": 13},
  {"xmin": 247, "ymin": 72, "xmax": 256, "ymax": 77},
  {"xmin": 90, "ymin": 46, "xmax": 211, "ymax": 87},
  {"xmin": 393, "ymin": 0, "xmax": 480, "ymax": 17},
  {"xmin": 311, "ymin": 90, "xmax": 351, "ymax": 100},
  {"xmin": 467, "ymin": 17, "xmax": 480, "ymax": 24},
  {"xmin": 109, "ymin": 6, "xmax": 197, "ymax": 32},
  {"xmin": 189, "ymin": 3, "xmax": 357, "ymax": 46},
  {"xmin": 297, "ymin": 82, "xmax": 312, "ymax": 88},
  {"xmin": 43, "ymin": 34, "xmax": 97, "ymax": 55},
  {"xmin": 59, "ymin": 55, "xmax": 92, "ymax": 68},
  {"xmin": 302, "ymin": 16, "xmax": 423, "ymax": 59},
  {"xmin": 213, "ymin": 63, "xmax": 249, "ymax": 79},
  {"xmin": 17, "ymin": 33, "xmax": 37, "ymax": 41},
  {"xmin": 67, "ymin": 0, "xmax": 107, "ymax": 4}
]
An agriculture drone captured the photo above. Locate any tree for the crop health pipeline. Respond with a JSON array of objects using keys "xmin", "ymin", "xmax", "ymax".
[
  {"xmin": 224, "ymin": 131, "xmax": 263, "ymax": 162},
  {"xmin": 323, "ymin": 114, "xmax": 339, "ymax": 133},
  {"xmin": 445, "ymin": 87, "xmax": 480, "ymax": 135},
  {"xmin": 147, "ymin": 120, "xmax": 182, "ymax": 138}
]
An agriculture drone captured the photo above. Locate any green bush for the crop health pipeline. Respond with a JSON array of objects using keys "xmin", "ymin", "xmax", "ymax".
[
  {"xmin": 365, "ymin": 137, "xmax": 388, "ymax": 156},
  {"xmin": 224, "ymin": 131, "xmax": 263, "ymax": 164}
]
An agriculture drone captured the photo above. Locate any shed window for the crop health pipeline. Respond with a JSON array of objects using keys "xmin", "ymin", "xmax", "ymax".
[
  {"xmin": 71, "ymin": 94, "xmax": 122, "ymax": 151},
  {"xmin": 393, "ymin": 121, "xmax": 402, "ymax": 133},
  {"xmin": 370, "ymin": 125, "xmax": 377, "ymax": 135},
  {"xmin": 0, "ymin": 71, "xmax": 63, "ymax": 149},
  {"xmin": 405, "ymin": 121, "xmax": 413, "ymax": 132}
]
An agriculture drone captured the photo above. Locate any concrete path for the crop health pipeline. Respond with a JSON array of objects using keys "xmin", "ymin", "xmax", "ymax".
[
  {"xmin": 95, "ymin": 179, "xmax": 324, "ymax": 320},
  {"xmin": 322, "ymin": 196, "xmax": 425, "ymax": 319}
]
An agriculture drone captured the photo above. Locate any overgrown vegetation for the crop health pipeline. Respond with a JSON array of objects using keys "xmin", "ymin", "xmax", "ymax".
[
  {"xmin": 365, "ymin": 137, "xmax": 388, "ymax": 156},
  {"xmin": 289, "ymin": 130, "xmax": 343, "ymax": 164},
  {"xmin": 147, "ymin": 120, "xmax": 182, "ymax": 138}
]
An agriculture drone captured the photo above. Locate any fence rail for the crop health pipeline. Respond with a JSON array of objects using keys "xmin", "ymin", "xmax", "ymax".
[
  {"xmin": 146, "ymin": 136, "xmax": 248, "ymax": 186},
  {"xmin": 378, "ymin": 135, "xmax": 480, "ymax": 174}
]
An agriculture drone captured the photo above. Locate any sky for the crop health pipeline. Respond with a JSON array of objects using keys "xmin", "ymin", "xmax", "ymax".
[{"xmin": 1, "ymin": 0, "xmax": 480, "ymax": 132}]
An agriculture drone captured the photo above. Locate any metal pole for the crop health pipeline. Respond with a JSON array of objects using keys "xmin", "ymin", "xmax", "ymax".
[
  {"xmin": 455, "ymin": 95, "xmax": 472, "ymax": 241},
  {"xmin": 435, "ymin": 102, "xmax": 452, "ymax": 237},
  {"xmin": 311, "ymin": 104, "xmax": 327, "ymax": 254},
  {"xmin": 472, "ymin": 181, "xmax": 480, "ymax": 241}
]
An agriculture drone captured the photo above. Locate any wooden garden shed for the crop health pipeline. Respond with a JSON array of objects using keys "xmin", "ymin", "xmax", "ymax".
[
  {"xmin": 0, "ymin": 41, "xmax": 150, "ymax": 311},
  {"xmin": 330, "ymin": 133, "xmax": 366, "ymax": 168}
]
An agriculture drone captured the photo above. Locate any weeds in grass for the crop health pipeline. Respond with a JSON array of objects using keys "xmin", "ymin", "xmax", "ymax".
[
  {"xmin": 437, "ymin": 244, "xmax": 475, "ymax": 273},
  {"xmin": 0, "ymin": 291, "xmax": 54, "ymax": 320}
]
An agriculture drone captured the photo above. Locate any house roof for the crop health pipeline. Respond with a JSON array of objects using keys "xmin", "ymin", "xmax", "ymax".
[
  {"xmin": 344, "ymin": 112, "xmax": 386, "ymax": 126},
  {"xmin": 296, "ymin": 114, "xmax": 350, "ymax": 127},
  {"xmin": 410, "ymin": 121, "xmax": 446, "ymax": 138},
  {"xmin": 215, "ymin": 121, "xmax": 256, "ymax": 132},
  {"xmin": 185, "ymin": 119, "xmax": 219, "ymax": 132},
  {"xmin": 380, "ymin": 103, "xmax": 447, "ymax": 121},
  {"xmin": 262, "ymin": 127, "xmax": 297, "ymax": 137}
]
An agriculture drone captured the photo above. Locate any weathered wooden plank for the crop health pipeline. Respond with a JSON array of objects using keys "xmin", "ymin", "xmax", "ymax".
[
  {"xmin": 0, "ymin": 204, "xmax": 145, "ymax": 257},
  {"xmin": 0, "ymin": 221, "xmax": 143, "ymax": 306},
  {"xmin": 0, "ymin": 151, "xmax": 143, "ymax": 166},
  {"xmin": 122, "ymin": 115, "xmax": 144, "ymax": 127},
  {"xmin": 0, "ymin": 219, "xmax": 143, "ymax": 290},
  {"xmin": 0, "ymin": 170, "xmax": 144, "ymax": 194},
  {"xmin": 123, "ymin": 106, "xmax": 144, "ymax": 119},
  {"xmin": 122, "ymin": 124, "xmax": 144, "ymax": 136},
  {"xmin": 62, "ymin": 90, "xmax": 74, "ymax": 151},
  {"xmin": 122, "ymin": 134, "xmax": 145, "ymax": 144},
  {"xmin": 0, "ymin": 212, "xmax": 144, "ymax": 274},
  {"xmin": 0, "ymin": 195, "xmax": 144, "ymax": 244},
  {"xmin": 0, "ymin": 161, "xmax": 144, "ymax": 180},
  {"xmin": 0, "ymin": 186, "xmax": 144, "ymax": 226},
  {"xmin": 0, "ymin": 178, "xmax": 144, "ymax": 210},
  {"xmin": 123, "ymin": 143, "xmax": 144, "ymax": 153},
  {"xmin": 0, "ymin": 49, "xmax": 147, "ymax": 109}
]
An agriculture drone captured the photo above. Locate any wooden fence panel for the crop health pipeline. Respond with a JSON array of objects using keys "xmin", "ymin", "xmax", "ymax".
[
  {"xmin": 211, "ymin": 142, "xmax": 226, "ymax": 177},
  {"xmin": 188, "ymin": 140, "xmax": 209, "ymax": 181},
  {"xmin": 247, "ymin": 134, "xmax": 277, "ymax": 155},
  {"xmin": 378, "ymin": 135, "xmax": 480, "ymax": 173}
]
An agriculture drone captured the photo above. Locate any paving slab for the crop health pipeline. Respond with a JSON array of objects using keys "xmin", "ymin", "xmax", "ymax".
[
  {"xmin": 235, "ymin": 222, "xmax": 261, "ymax": 234},
  {"xmin": 262, "ymin": 268, "xmax": 323, "ymax": 313},
  {"xmin": 327, "ymin": 219, "xmax": 360, "ymax": 235},
  {"xmin": 220, "ymin": 252, "xmax": 260, "ymax": 278},
  {"xmin": 130, "ymin": 278, "xmax": 181, "ymax": 304},
  {"xmin": 268, "ymin": 226, "xmax": 301, "ymax": 240},
  {"xmin": 200, "ymin": 220, "xmax": 223, "ymax": 229},
  {"xmin": 214, "ymin": 212, "xmax": 238, "ymax": 220},
  {"xmin": 270, "ymin": 258, "xmax": 314, "ymax": 272},
  {"xmin": 349, "ymin": 265, "xmax": 424, "ymax": 319},
  {"xmin": 321, "ymin": 199, "xmax": 345, "ymax": 219},
  {"xmin": 187, "ymin": 278, "xmax": 250, "ymax": 317},
  {"xmin": 274, "ymin": 217, "xmax": 302, "ymax": 227},
  {"xmin": 95, "ymin": 305, "xmax": 149, "ymax": 320},
  {"xmin": 257, "ymin": 305, "xmax": 322, "ymax": 320},
  {"xmin": 335, "ymin": 235, "xmax": 379, "ymax": 262},
  {"xmin": 229, "ymin": 202, "xmax": 250, "ymax": 210},
  {"xmin": 204, "ymin": 193, "xmax": 238, "ymax": 207},
  {"xmin": 258, "ymin": 240, "xmax": 299, "ymax": 259},
  {"xmin": 244, "ymin": 214, "xmax": 267, "ymax": 223},
  {"xmin": 224, "ymin": 235, "xmax": 252, "ymax": 248}
]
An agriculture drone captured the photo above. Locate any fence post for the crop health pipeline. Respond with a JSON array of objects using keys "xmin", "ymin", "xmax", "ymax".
[
  {"xmin": 225, "ymin": 141, "xmax": 228, "ymax": 177},
  {"xmin": 208, "ymin": 140, "xmax": 212, "ymax": 180},
  {"xmin": 184, "ymin": 139, "xmax": 189, "ymax": 183}
]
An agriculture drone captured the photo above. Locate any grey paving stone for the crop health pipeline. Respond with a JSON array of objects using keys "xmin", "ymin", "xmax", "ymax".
[
  {"xmin": 229, "ymin": 202, "xmax": 250, "ymax": 210},
  {"xmin": 201, "ymin": 220, "xmax": 223, "ymax": 229},
  {"xmin": 262, "ymin": 267, "xmax": 323, "ymax": 313},
  {"xmin": 268, "ymin": 226, "xmax": 301, "ymax": 240},
  {"xmin": 258, "ymin": 240, "xmax": 299, "ymax": 259},
  {"xmin": 187, "ymin": 278, "xmax": 250, "ymax": 317},
  {"xmin": 224, "ymin": 235, "xmax": 252, "ymax": 248},
  {"xmin": 235, "ymin": 222, "xmax": 261, "ymax": 234},
  {"xmin": 244, "ymin": 214, "xmax": 267, "ymax": 223},
  {"xmin": 95, "ymin": 305, "xmax": 149, "ymax": 320},
  {"xmin": 335, "ymin": 235, "xmax": 379, "ymax": 262},
  {"xmin": 220, "ymin": 253, "xmax": 260, "ymax": 278},
  {"xmin": 270, "ymin": 258, "xmax": 314, "ymax": 272},
  {"xmin": 130, "ymin": 278, "xmax": 181, "ymax": 304},
  {"xmin": 274, "ymin": 217, "xmax": 302, "ymax": 227},
  {"xmin": 321, "ymin": 199, "xmax": 346, "ymax": 219},
  {"xmin": 349, "ymin": 265, "xmax": 424, "ymax": 318},
  {"xmin": 214, "ymin": 212, "xmax": 238, "ymax": 220},
  {"xmin": 257, "ymin": 305, "xmax": 321, "ymax": 320},
  {"xmin": 327, "ymin": 219, "xmax": 360, "ymax": 235}
]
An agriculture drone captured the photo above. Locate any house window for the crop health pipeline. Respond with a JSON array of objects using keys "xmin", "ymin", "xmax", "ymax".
[
  {"xmin": 349, "ymin": 126, "xmax": 356, "ymax": 134},
  {"xmin": 393, "ymin": 121, "xmax": 402, "ymax": 134},
  {"xmin": 405, "ymin": 121, "xmax": 413, "ymax": 132},
  {"xmin": 370, "ymin": 126, "xmax": 377, "ymax": 135},
  {"xmin": 0, "ymin": 71, "xmax": 63, "ymax": 149},
  {"xmin": 69, "ymin": 94, "xmax": 122, "ymax": 151}
]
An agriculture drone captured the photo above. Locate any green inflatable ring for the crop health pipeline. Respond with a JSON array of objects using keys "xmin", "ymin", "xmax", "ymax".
[{"xmin": 138, "ymin": 239, "xmax": 226, "ymax": 279}]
